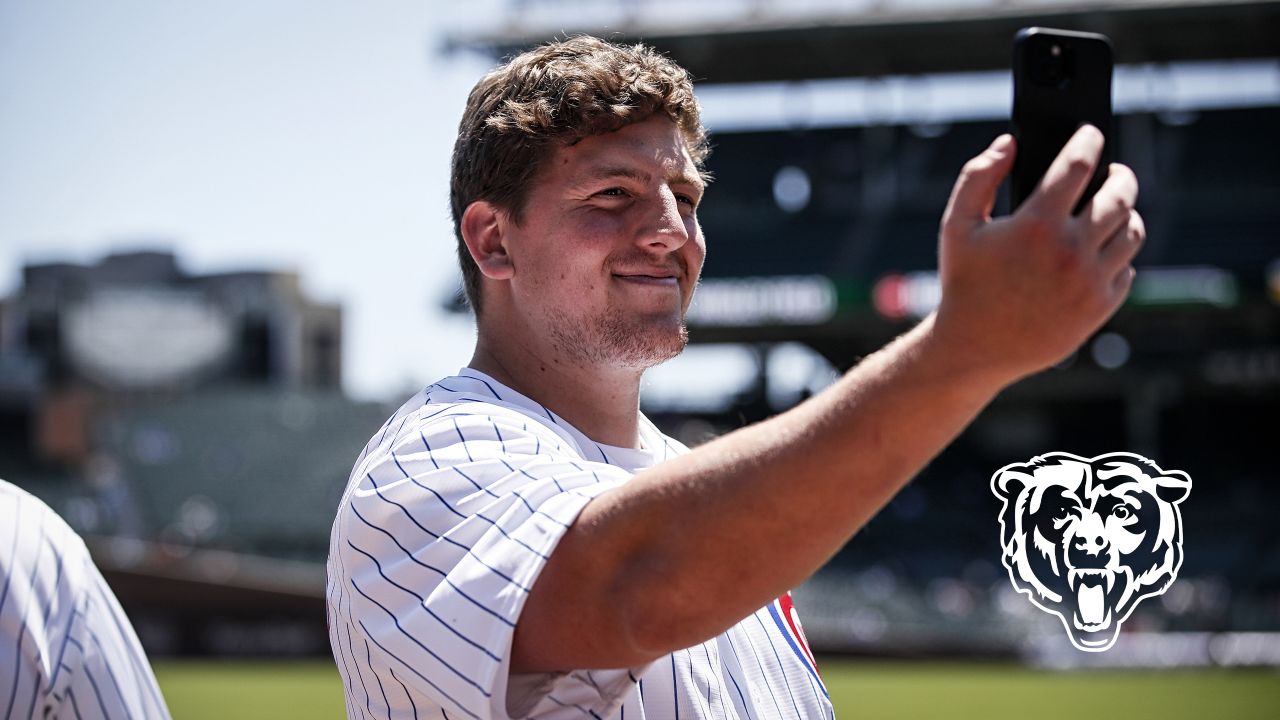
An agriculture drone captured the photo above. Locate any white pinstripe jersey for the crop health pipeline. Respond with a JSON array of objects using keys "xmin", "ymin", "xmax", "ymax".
[
  {"xmin": 0, "ymin": 480, "xmax": 172, "ymax": 720},
  {"xmin": 327, "ymin": 368, "xmax": 833, "ymax": 720}
]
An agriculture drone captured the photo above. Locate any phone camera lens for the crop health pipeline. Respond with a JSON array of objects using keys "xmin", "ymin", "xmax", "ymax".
[{"xmin": 1030, "ymin": 38, "xmax": 1073, "ymax": 89}]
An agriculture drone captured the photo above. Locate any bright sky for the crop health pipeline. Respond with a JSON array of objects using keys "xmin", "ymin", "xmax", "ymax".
[{"xmin": 0, "ymin": 1, "xmax": 507, "ymax": 400}]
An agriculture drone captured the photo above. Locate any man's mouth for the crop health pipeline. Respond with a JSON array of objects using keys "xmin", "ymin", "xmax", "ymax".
[{"xmin": 614, "ymin": 273, "xmax": 678, "ymax": 286}]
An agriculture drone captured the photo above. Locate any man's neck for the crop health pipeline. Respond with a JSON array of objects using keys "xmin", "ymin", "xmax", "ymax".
[{"xmin": 468, "ymin": 335, "xmax": 645, "ymax": 450}]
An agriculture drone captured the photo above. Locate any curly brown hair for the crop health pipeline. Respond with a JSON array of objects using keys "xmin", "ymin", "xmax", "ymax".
[{"xmin": 450, "ymin": 35, "xmax": 709, "ymax": 315}]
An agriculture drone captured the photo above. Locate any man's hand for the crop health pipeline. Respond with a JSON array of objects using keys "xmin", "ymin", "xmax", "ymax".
[{"xmin": 932, "ymin": 125, "xmax": 1145, "ymax": 383}]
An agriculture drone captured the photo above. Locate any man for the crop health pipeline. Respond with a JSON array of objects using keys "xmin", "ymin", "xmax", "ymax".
[
  {"xmin": 0, "ymin": 479, "xmax": 172, "ymax": 719},
  {"xmin": 327, "ymin": 36, "xmax": 1143, "ymax": 719}
]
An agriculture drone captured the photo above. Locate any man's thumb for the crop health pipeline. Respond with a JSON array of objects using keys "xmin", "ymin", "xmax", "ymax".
[{"xmin": 941, "ymin": 134, "xmax": 1016, "ymax": 235}]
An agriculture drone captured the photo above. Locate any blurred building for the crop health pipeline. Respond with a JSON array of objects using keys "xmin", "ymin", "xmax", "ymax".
[
  {"xmin": 0, "ymin": 249, "xmax": 388, "ymax": 655},
  {"xmin": 1, "ymin": 250, "xmax": 342, "ymax": 462}
]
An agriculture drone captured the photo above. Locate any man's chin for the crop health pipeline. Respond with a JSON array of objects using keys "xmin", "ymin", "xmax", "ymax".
[
  {"xmin": 612, "ymin": 324, "xmax": 688, "ymax": 369},
  {"xmin": 547, "ymin": 309, "xmax": 689, "ymax": 369}
]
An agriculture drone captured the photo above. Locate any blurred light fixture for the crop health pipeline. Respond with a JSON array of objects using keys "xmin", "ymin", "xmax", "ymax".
[
  {"xmin": 772, "ymin": 165, "xmax": 811, "ymax": 213},
  {"xmin": 1091, "ymin": 332, "xmax": 1131, "ymax": 370}
]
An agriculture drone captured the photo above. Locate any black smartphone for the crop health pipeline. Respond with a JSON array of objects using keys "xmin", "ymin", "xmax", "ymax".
[{"xmin": 1010, "ymin": 27, "xmax": 1113, "ymax": 214}]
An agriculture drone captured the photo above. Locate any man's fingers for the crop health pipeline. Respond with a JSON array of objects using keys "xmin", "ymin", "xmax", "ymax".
[
  {"xmin": 1025, "ymin": 124, "xmax": 1105, "ymax": 218},
  {"xmin": 1080, "ymin": 164, "xmax": 1139, "ymax": 247},
  {"xmin": 941, "ymin": 134, "xmax": 1016, "ymax": 237},
  {"xmin": 1110, "ymin": 265, "xmax": 1137, "ymax": 304},
  {"xmin": 1099, "ymin": 210, "xmax": 1146, "ymax": 274}
]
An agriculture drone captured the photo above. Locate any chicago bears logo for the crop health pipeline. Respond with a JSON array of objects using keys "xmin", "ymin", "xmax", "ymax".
[{"xmin": 991, "ymin": 452, "xmax": 1191, "ymax": 651}]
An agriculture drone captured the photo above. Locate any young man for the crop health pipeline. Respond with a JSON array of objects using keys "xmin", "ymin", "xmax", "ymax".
[
  {"xmin": 0, "ymin": 479, "xmax": 173, "ymax": 719},
  {"xmin": 327, "ymin": 36, "xmax": 1143, "ymax": 719}
]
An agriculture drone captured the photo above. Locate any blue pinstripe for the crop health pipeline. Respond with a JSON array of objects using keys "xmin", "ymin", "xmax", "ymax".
[
  {"xmin": 365, "ymin": 637, "xmax": 391, "ymax": 719},
  {"xmin": 334, "ymin": 546, "xmax": 370, "ymax": 720},
  {"xmin": 22, "ymin": 671, "xmax": 40, "ymax": 720},
  {"xmin": 685, "ymin": 649, "xmax": 714, "ymax": 719},
  {"xmin": 367, "ymin": 469, "xmax": 458, "ymax": 533},
  {"xmin": 1, "ymin": 500, "xmax": 29, "ymax": 720},
  {"xmin": 84, "ymin": 621, "xmax": 133, "ymax": 716},
  {"xmin": 750, "ymin": 613, "xmax": 803, "ymax": 718},
  {"xmin": 452, "ymin": 418, "xmax": 476, "ymax": 462},
  {"xmin": 357, "ymin": 621, "xmax": 482, "ymax": 720},
  {"xmin": 90, "ymin": 580, "xmax": 168, "ymax": 712},
  {"xmin": 48, "ymin": 611, "xmax": 82, "ymax": 699},
  {"xmin": 81, "ymin": 663, "xmax": 110, "ymax": 720},
  {"xmin": 716, "ymin": 639, "xmax": 754, "ymax": 720},
  {"xmin": 345, "ymin": 541, "xmax": 500, "ymax": 661},
  {"xmin": 344, "ymin": 620, "xmax": 375, "ymax": 720},
  {"xmin": 350, "ymin": 504, "xmax": 447, "ymax": 575},
  {"xmin": 670, "ymin": 653, "xmax": 681, "ymax": 719},
  {"xmin": 468, "ymin": 376, "xmax": 505, "ymax": 401},
  {"xmin": 700, "ymin": 642, "xmax": 731, "ymax": 719},
  {"xmin": 764, "ymin": 602, "xmax": 828, "ymax": 698},
  {"xmin": 389, "ymin": 666, "xmax": 420, "ymax": 720},
  {"xmin": 67, "ymin": 687, "xmax": 83, "ymax": 720},
  {"xmin": 350, "ymin": 579, "xmax": 496, "ymax": 697},
  {"xmin": 544, "ymin": 692, "xmax": 604, "ymax": 719},
  {"xmin": 350, "ymin": 502, "xmax": 521, "ymax": 630},
  {"xmin": 38, "ymin": 533, "xmax": 65, "ymax": 629},
  {"xmin": 452, "ymin": 466, "xmax": 501, "ymax": 499},
  {"xmin": 725, "ymin": 620, "xmax": 785, "ymax": 719}
]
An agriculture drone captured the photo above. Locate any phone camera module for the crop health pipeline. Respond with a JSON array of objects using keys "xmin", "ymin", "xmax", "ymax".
[{"xmin": 1030, "ymin": 38, "xmax": 1074, "ymax": 89}]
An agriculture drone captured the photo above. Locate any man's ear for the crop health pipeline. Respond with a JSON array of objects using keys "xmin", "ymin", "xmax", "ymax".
[{"xmin": 461, "ymin": 200, "xmax": 514, "ymax": 280}]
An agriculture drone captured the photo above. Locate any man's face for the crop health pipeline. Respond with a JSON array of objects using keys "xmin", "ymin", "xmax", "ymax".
[{"xmin": 502, "ymin": 115, "xmax": 706, "ymax": 370}]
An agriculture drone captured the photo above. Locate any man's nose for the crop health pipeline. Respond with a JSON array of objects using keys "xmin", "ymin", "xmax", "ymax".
[{"xmin": 639, "ymin": 188, "xmax": 689, "ymax": 251}]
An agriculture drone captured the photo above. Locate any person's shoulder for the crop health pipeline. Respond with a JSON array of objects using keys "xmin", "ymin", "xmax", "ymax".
[
  {"xmin": 355, "ymin": 373, "xmax": 582, "ymax": 473},
  {"xmin": 414, "ymin": 374, "xmax": 569, "ymax": 444},
  {"xmin": 0, "ymin": 479, "xmax": 92, "ymax": 586},
  {"xmin": 0, "ymin": 479, "xmax": 82, "ymax": 545}
]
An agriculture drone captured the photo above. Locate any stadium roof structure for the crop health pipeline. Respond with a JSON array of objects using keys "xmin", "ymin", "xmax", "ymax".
[{"xmin": 443, "ymin": 0, "xmax": 1280, "ymax": 82}]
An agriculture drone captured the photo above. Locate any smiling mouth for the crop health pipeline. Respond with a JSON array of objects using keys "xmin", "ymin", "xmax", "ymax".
[{"xmin": 614, "ymin": 274, "xmax": 678, "ymax": 286}]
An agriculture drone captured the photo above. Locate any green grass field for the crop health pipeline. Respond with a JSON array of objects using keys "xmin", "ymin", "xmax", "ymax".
[{"xmin": 154, "ymin": 658, "xmax": 1280, "ymax": 719}]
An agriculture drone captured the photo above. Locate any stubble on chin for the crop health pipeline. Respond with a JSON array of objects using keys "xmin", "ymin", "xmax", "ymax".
[{"xmin": 548, "ymin": 306, "xmax": 689, "ymax": 370}]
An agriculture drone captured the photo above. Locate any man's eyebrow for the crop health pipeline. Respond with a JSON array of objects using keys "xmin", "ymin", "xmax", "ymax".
[{"xmin": 581, "ymin": 164, "xmax": 706, "ymax": 192}]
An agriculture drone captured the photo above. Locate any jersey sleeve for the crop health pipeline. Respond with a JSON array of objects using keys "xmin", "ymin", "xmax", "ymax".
[
  {"xmin": 329, "ymin": 406, "xmax": 645, "ymax": 720},
  {"xmin": 56, "ymin": 541, "xmax": 174, "ymax": 720},
  {"xmin": 0, "ymin": 482, "xmax": 171, "ymax": 720}
]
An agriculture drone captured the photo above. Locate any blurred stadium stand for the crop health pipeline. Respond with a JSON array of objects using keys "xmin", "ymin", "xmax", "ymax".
[{"xmin": 445, "ymin": 0, "xmax": 1280, "ymax": 665}]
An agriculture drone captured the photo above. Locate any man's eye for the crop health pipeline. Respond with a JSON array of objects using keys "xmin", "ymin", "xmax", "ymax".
[
  {"xmin": 1113, "ymin": 506, "xmax": 1131, "ymax": 520},
  {"xmin": 597, "ymin": 188, "xmax": 626, "ymax": 198},
  {"xmin": 676, "ymin": 193, "xmax": 698, "ymax": 207}
]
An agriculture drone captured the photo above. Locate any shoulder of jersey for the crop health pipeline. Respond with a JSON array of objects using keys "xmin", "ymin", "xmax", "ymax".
[
  {"xmin": 0, "ymin": 480, "xmax": 89, "ymax": 568},
  {"xmin": 355, "ymin": 376, "xmax": 585, "ymax": 472}
]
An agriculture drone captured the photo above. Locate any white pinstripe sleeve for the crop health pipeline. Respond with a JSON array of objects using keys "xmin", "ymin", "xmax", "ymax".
[
  {"xmin": 328, "ymin": 405, "xmax": 646, "ymax": 720},
  {"xmin": 0, "ymin": 480, "xmax": 172, "ymax": 720}
]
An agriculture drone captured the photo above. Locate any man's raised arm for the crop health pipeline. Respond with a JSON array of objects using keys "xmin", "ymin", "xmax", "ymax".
[{"xmin": 513, "ymin": 125, "xmax": 1144, "ymax": 673}]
